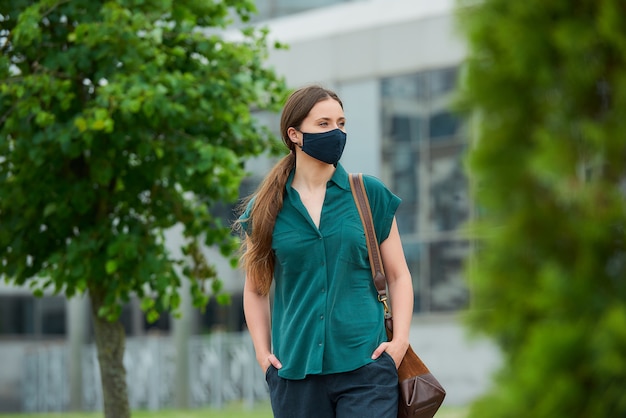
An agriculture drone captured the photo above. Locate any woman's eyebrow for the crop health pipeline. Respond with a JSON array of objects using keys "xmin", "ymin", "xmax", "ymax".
[{"xmin": 314, "ymin": 116, "xmax": 346, "ymax": 121}]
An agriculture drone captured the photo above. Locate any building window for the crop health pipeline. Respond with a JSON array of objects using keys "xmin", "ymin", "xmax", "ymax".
[
  {"xmin": 0, "ymin": 295, "xmax": 66, "ymax": 336},
  {"xmin": 381, "ymin": 68, "xmax": 470, "ymax": 313}
]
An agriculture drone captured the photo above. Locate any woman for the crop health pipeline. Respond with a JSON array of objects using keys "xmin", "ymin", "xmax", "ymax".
[{"xmin": 235, "ymin": 85, "xmax": 414, "ymax": 418}]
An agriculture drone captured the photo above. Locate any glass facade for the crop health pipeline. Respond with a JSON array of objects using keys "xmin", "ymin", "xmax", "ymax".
[
  {"xmin": 381, "ymin": 67, "xmax": 470, "ymax": 313},
  {"xmin": 0, "ymin": 292, "xmax": 247, "ymax": 337}
]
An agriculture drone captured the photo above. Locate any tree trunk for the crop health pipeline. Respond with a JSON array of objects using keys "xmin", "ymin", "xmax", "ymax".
[{"xmin": 89, "ymin": 288, "xmax": 131, "ymax": 418}]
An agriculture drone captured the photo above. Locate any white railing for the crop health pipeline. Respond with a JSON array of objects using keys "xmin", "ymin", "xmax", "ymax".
[{"xmin": 21, "ymin": 332, "xmax": 268, "ymax": 412}]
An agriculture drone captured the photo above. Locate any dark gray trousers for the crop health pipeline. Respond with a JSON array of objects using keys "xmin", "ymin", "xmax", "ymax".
[{"xmin": 265, "ymin": 352, "xmax": 398, "ymax": 418}]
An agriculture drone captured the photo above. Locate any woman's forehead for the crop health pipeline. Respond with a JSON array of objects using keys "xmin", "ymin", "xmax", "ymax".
[{"xmin": 307, "ymin": 99, "xmax": 345, "ymax": 119}]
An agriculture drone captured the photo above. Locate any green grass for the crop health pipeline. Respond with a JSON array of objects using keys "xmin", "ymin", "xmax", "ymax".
[{"xmin": 0, "ymin": 402, "xmax": 467, "ymax": 417}]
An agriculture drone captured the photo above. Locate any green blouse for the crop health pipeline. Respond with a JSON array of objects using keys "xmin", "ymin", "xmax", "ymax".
[{"xmin": 241, "ymin": 163, "xmax": 401, "ymax": 380}]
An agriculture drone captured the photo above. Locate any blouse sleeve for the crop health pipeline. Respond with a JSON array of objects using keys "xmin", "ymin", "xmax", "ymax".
[{"xmin": 362, "ymin": 175, "xmax": 401, "ymax": 244}]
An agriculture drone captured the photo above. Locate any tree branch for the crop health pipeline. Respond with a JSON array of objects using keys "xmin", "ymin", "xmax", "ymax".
[
  {"xmin": 41, "ymin": 0, "xmax": 72, "ymax": 19},
  {"xmin": 0, "ymin": 103, "xmax": 18, "ymax": 126}
]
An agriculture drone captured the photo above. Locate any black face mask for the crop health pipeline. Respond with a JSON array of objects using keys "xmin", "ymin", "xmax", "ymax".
[{"xmin": 298, "ymin": 128, "xmax": 347, "ymax": 165}]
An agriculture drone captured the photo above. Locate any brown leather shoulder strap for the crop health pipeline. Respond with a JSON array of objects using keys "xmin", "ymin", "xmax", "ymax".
[{"xmin": 349, "ymin": 173, "xmax": 392, "ymax": 319}]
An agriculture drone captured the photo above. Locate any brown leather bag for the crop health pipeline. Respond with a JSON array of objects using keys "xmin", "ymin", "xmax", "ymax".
[{"xmin": 350, "ymin": 173, "xmax": 446, "ymax": 418}]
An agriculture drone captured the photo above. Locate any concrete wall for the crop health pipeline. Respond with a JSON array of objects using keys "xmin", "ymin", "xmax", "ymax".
[
  {"xmin": 408, "ymin": 315, "xmax": 501, "ymax": 406},
  {"xmin": 263, "ymin": 1, "xmax": 465, "ymax": 86}
]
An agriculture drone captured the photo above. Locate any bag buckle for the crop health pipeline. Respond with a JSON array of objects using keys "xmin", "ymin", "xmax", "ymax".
[{"xmin": 378, "ymin": 295, "xmax": 391, "ymax": 318}]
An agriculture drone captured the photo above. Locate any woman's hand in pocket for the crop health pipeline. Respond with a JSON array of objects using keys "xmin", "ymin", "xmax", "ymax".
[{"xmin": 262, "ymin": 353, "xmax": 283, "ymax": 373}]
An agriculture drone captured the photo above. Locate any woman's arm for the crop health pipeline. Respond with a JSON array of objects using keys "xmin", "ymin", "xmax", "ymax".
[
  {"xmin": 371, "ymin": 217, "xmax": 414, "ymax": 367},
  {"xmin": 243, "ymin": 272, "xmax": 282, "ymax": 373}
]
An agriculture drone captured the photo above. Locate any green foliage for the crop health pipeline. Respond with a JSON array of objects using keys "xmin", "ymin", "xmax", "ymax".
[
  {"xmin": 456, "ymin": 0, "xmax": 626, "ymax": 416},
  {"xmin": 0, "ymin": 0, "xmax": 287, "ymax": 321}
]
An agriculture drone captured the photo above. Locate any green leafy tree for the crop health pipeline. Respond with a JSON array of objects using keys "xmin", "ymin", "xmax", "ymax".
[
  {"xmin": 0, "ymin": 1, "xmax": 286, "ymax": 417},
  {"xmin": 456, "ymin": 1, "xmax": 626, "ymax": 417}
]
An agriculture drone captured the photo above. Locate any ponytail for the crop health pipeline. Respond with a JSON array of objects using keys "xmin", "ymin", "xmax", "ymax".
[{"xmin": 235, "ymin": 152, "xmax": 295, "ymax": 295}]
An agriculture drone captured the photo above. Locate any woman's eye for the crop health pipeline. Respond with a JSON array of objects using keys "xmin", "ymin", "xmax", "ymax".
[
  {"xmin": 339, "ymin": 121, "xmax": 346, "ymax": 127},
  {"xmin": 319, "ymin": 122, "xmax": 328, "ymax": 126}
]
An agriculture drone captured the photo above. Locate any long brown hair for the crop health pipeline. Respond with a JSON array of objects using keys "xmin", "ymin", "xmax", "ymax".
[{"xmin": 235, "ymin": 85, "xmax": 343, "ymax": 295}]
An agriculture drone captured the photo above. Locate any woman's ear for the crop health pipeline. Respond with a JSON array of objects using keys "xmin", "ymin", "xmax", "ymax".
[{"xmin": 287, "ymin": 127, "xmax": 300, "ymax": 144}]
